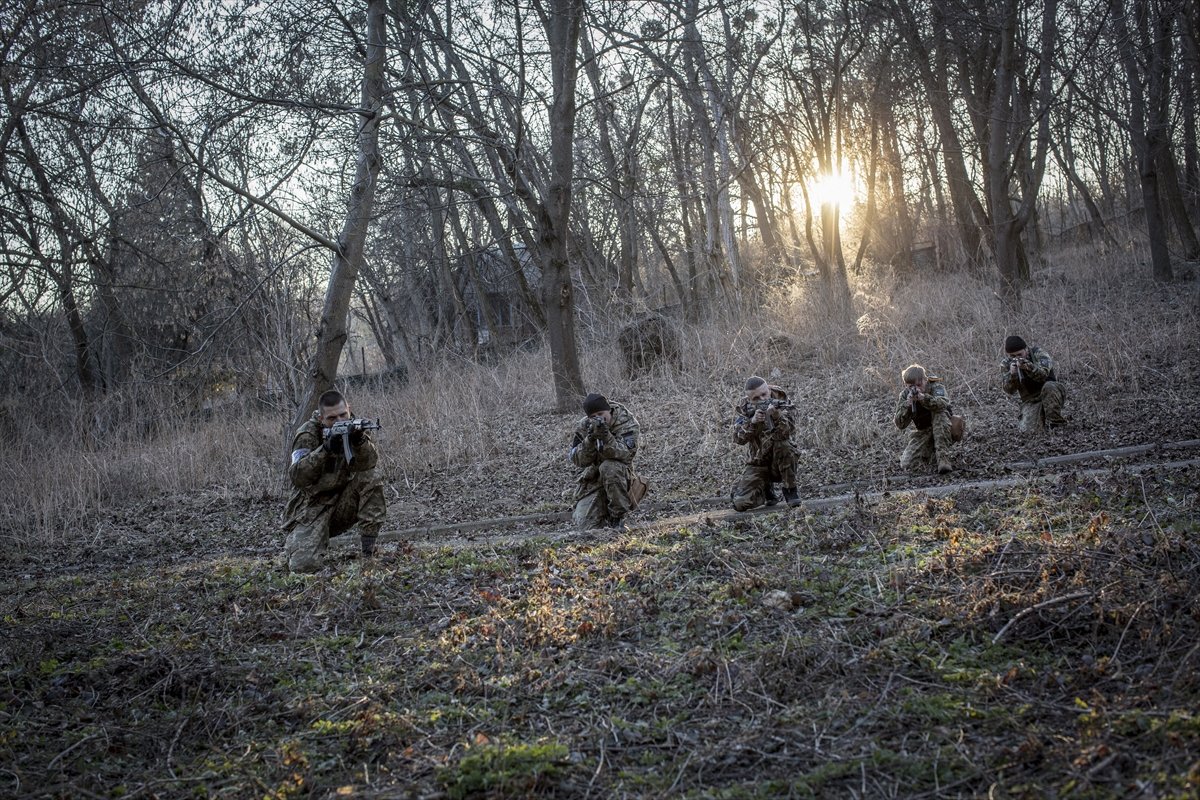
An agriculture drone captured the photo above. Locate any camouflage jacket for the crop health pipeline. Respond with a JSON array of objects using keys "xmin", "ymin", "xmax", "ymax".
[
  {"xmin": 894, "ymin": 377, "xmax": 951, "ymax": 431},
  {"xmin": 1002, "ymin": 345, "xmax": 1056, "ymax": 402},
  {"xmin": 733, "ymin": 385, "xmax": 798, "ymax": 465},
  {"xmin": 284, "ymin": 412, "xmax": 379, "ymax": 523},
  {"xmin": 569, "ymin": 402, "xmax": 640, "ymax": 471}
]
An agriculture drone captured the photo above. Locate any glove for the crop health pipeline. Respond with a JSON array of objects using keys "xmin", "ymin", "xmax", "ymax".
[
  {"xmin": 349, "ymin": 426, "xmax": 367, "ymax": 445},
  {"xmin": 325, "ymin": 432, "xmax": 345, "ymax": 458}
]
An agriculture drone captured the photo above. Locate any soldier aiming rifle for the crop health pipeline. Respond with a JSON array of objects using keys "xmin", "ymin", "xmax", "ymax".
[
  {"xmin": 282, "ymin": 389, "xmax": 387, "ymax": 573},
  {"xmin": 730, "ymin": 376, "xmax": 802, "ymax": 510}
]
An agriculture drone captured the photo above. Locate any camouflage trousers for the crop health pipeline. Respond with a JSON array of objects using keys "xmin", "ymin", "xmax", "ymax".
[
  {"xmin": 1019, "ymin": 381, "xmax": 1067, "ymax": 432},
  {"xmin": 900, "ymin": 411, "xmax": 954, "ymax": 471},
  {"xmin": 284, "ymin": 472, "xmax": 386, "ymax": 573},
  {"xmin": 731, "ymin": 439, "xmax": 799, "ymax": 512},
  {"xmin": 573, "ymin": 460, "xmax": 632, "ymax": 530}
]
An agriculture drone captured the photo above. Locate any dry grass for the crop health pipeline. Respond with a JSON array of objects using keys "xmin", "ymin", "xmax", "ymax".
[
  {"xmin": 1, "ymin": 240, "xmax": 1196, "ymax": 554},
  {"xmin": 4, "ymin": 465, "xmax": 1198, "ymax": 797}
]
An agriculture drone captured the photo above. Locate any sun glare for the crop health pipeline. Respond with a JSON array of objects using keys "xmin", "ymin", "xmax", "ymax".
[{"xmin": 808, "ymin": 171, "xmax": 857, "ymax": 209}]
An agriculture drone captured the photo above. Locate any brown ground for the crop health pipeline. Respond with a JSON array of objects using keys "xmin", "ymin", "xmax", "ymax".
[{"xmin": 3, "ymin": 262, "xmax": 1200, "ymax": 799}]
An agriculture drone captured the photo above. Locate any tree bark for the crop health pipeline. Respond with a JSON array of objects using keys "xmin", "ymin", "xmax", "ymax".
[
  {"xmin": 292, "ymin": 0, "xmax": 388, "ymax": 429},
  {"xmin": 536, "ymin": 0, "xmax": 586, "ymax": 411},
  {"xmin": 1113, "ymin": 0, "xmax": 1174, "ymax": 281}
]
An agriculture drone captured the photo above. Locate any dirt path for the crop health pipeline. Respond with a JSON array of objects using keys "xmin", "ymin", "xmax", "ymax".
[{"xmin": 353, "ymin": 438, "xmax": 1200, "ymax": 550}]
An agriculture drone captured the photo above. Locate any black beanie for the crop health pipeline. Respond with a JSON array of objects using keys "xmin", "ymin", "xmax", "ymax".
[
  {"xmin": 582, "ymin": 393, "xmax": 611, "ymax": 415},
  {"xmin": 1004, "ymin": 335, "xmax": 1027, "ymax": 353}
]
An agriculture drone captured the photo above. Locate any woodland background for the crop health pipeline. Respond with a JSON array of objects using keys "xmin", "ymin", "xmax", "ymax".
[
  {"xmin": 3, "ymin": 2, "xmax": 1200, "ymax": 797},
  {"xmin": 4, "ymin": 0, "xmax": 1197, "ymax": 411}
]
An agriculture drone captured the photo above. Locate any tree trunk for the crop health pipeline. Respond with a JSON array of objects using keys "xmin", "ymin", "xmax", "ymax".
[
  {"xmin": 1158, "ymin": 146, "xmax": 1200, "ymax": 258},
  {"xmin": 893, "ymin": 0, "xmax": 986, "ymax": 259},
  {"xmin": 291, "ymin": 0, "xmax": 387, "ymax": 430},
  {"xmin": 1113, "ymin": 0, "xmax": 1174, "ymax": 281},
  {"xmin": 1051, "ymin": 139, "xmax": 1118, "ymax": 248},
  {"xmin": 537, "ymin": 0, "xmax": 585, "ymax": 411}
]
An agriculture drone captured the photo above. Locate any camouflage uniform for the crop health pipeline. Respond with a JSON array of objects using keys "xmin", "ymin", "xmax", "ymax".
[
  {"xmin": 283, "ymin": 413, "xmax": 386, "ymax": 573},
  {"xmin": 893, "ymin": 377, "xmax": 954, "ymax": 472},
  {"xmin": 1002, "ymin": 345, "xmax": 1067, "ymax": 432},
  {"xmin": 569, "ymin": 403, "xmax": 640, "ymax": 530},
  {"xmin": 730, "ymin": 386, "xmax": 801, "ymax": 511}
]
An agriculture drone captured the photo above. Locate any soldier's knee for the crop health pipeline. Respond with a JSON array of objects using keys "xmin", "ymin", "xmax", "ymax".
[
  {"xmin": 731, "ymin": 490, "xmax": 758, "ymax": 512},
  {"xmin": 598, "ymin": 459, "xmax": 627, "ymax": 481}
]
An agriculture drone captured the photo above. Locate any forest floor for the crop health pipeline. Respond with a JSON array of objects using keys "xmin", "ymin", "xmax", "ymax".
[{"xmin": 4, "ymin": 266, "xmax": 1200, "ymax": 798}]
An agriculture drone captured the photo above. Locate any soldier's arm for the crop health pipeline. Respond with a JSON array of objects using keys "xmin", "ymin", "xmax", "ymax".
[
  {"xmin": 288, "ymin": 429, "xmax": 331, "ymax": 488},
  {"xmin": 569, "ymin": 424, "xmax": 597, "ymax": 468},
  {"xmin": 771, "ymin": 406, "xmax": 797, "ymax": 439},
  {"xmin": 1026, "ymin": 351, "xmax": 1054, "ymax": 382},
  {"xmin": 733, "ymin": 415, "xmax": 757, "ymax": 446},
  {"xmin": 348, "ymin": 433, "xmax": 379, "ymax": 472},
  {"xmin": 598, "ymin": 418, "xmax": 639, "ymax": 464},
  {"xmin": 894, "ymin": 392, "xmax": 912, "ymax": 429},
  {"xmin": 1001, "ymin": 364, "xmax": 1020, "ymax": 394},
  {"xmin": 924, "ymin": 384, "xmax": 951, "ymax": 412}
]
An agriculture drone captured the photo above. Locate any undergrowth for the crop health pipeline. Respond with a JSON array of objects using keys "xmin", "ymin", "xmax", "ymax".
[{"xmin": 3, "ymin": 467, "xmax": 1198, "ymax": 797}]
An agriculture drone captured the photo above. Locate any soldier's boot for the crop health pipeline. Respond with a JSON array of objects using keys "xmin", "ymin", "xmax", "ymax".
[
  {"xmin": 937, "ymin": 456, "xmax": 953, "ymax": 474},
  {"xmin": 360, "ymin": 531, "xmax": 379, "ymax": 557},
  {"xmin": 763, "ymin": 484, "xmax": 782, "ymax": 506},
  {"xmin": 782, "ymin": 486, "xmax": 801, "ymax": 507},
  {"xmin": 607, "ymin": 515, "xmax": 627, "ymax": 531}
]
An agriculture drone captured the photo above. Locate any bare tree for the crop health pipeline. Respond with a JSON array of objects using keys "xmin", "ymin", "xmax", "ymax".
[
  {"xmin": 292, "ymin": 0, "xmax": 389, "ymax": 428},
  {"xmin": 1112, "ymin": 0, "xmax": 1175, "ymax": 281}
]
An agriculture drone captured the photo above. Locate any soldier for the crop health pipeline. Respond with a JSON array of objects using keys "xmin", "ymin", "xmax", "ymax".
[
  {"xmin": 731, "ymin": 376, "xmax": 802, "ymax": 511},
  {"xmin": 1002, "ymin": 335, "xmax": 1067, "ymax": 432},
  {"xmin": 893, "ymin": 364, "xmax": 954, "ymax": 474},
  {"xmin": 569, "ymin": 392, "xmax": 640, "ymax": 530},
  {"xmin": 283, "ymin": 389, "xmax": 386, "ymax": 573}
]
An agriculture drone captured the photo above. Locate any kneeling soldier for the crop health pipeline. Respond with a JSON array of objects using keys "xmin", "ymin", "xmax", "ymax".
[
  {"xmin": 731, "ymin": 376, "xmax": 802, "ymax": 511},
  {"xmin": 894, "ymin": 364, "xmax": 954, "ymax": 474},
  {"xmin": 569, "ymin": 393, "xmax": 641, "ymax": 530},
  {"xmin": 283, "ymin": 390, "xmax": 386, "ymax": 573},
  {"xmin": 1002, "ymin": 335, "xmax": 1067, "ymax": 432}
]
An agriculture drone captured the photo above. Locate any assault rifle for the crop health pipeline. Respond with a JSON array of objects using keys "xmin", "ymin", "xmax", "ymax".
[
  {"xmin": 585, "ymin": 414, "xmax": 609, "ymax": 451},
  {"xmin": 323, "ymin": 418, "xmax": 382, "ymax": 463},
  {"xmin": 743, "ymin": 398, "xmax": 794, "ymax": 433}
]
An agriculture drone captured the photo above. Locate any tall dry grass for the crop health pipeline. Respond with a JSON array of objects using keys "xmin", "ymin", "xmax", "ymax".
[{"xmin": 1, "ymin": 240, "xmax": 1195, "ymax": 555}]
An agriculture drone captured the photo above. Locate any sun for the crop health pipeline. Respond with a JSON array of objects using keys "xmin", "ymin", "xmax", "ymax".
[{"xmin": 807, "ymin": 170, "xmax": 857, "ymax": 209}]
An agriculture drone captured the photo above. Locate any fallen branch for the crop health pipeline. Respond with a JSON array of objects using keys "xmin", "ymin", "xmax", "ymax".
[{"xmin": 992, "ymin": 591, "xmax": 1093, "ymax": 644}]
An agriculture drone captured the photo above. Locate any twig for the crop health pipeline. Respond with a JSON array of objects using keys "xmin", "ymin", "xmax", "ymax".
[
  {"xmin": 1110, "ymin": 600, "xmax": 1148, "ymax": 665},
  {"xmin": 46, "ymin": 732, "xmax": 101, "ymax": 771},
  {"xmin": 992, "ymin": 591, "xmax": 1093, "ymax": 644}
]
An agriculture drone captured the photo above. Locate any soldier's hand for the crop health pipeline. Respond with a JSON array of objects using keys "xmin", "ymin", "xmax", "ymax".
[
  {"xmin": 349, "ymin": 426, "xmax": 367, "ymax": 445},
  {"xmin": 325, "ymin": 432, "xmax": 344, "ymax": 457},
  {"xmin": 1009, "ymin": 361, "xmax": 1019, "ymax": 375},
  {"xmin": 752, "ymin": 409, "xmax": 766, "ymax": 424}
]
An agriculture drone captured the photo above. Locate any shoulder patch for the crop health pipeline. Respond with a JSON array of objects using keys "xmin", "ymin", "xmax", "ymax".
[{"xmin": 290, "ymin": 448, "xmax": 311, "ymax": 465}]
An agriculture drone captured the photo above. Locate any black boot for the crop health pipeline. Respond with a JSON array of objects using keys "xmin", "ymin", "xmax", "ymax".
[
  {"xmin": 782, "ymin": 486, "xmax": 801, "ymax": 507},
  {"xmin": 763, "ymin": 484, "xmax": 782, "ymax": 506}
]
